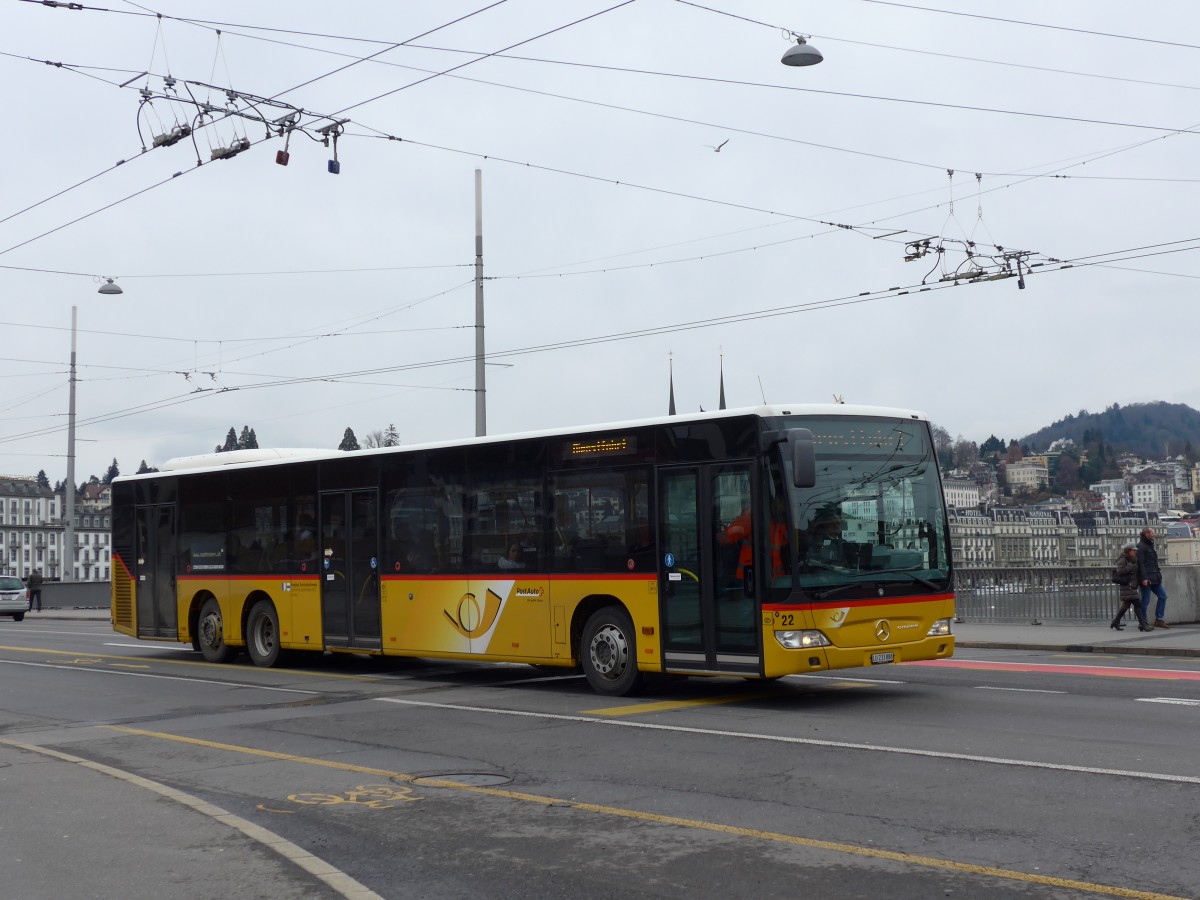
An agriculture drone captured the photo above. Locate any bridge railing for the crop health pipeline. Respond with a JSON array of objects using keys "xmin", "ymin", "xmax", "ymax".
[{"xmin": 953, "ymin": 565, "xmax": 1199, "ymax": 624}]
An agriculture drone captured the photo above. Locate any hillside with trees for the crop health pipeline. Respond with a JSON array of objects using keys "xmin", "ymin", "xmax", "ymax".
[{"xmin": 1021, "ymin": 402, "xmax": 1200, "ymax": 461}]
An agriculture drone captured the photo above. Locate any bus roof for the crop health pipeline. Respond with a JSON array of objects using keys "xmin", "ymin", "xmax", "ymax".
[{"xmin": 117, "ymin": 402, "xmax": 929, "ymax": 483}]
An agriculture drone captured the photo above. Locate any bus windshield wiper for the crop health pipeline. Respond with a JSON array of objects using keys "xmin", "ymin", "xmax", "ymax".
[
  {"xmin": 810, "ymin": 583, "xmax": 861, "ymax": 602},
  {"xmin": 846, "ymin": 568, "xmax": 942, "ymax": 592}
]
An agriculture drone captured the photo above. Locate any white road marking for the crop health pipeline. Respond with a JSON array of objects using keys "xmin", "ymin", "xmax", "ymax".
[
  {"xmin": 0, "ymin": 659, "xmax": 318, "ymax": 694},
  {"xmin": 974, "ymin": 686, "xmax": 1068, "ymax": 694},
  {"xmin": 1137, "ymin": 697, "xmax": 1200, "ymax": 706},
  {"xmin": 375, "ymin": 697, "xmax": 1200, "ymax": 785}
]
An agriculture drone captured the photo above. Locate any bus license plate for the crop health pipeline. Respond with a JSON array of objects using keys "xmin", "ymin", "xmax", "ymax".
[{"xmin": 870, "ymin": 652, "xmax": 895, "ymax": 665}]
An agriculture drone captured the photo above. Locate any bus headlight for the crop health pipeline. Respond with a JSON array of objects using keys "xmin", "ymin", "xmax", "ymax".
[
  {"xmin": 775, "ymin": 630, "xmax": 831, "ymax": 650},
  {"xmin": 927, "ymin": 618, "xmax": 953, "ymax": 637}
]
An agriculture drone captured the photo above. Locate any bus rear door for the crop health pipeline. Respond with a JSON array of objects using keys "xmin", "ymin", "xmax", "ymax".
[{"xmin": 134, "ymin": 503, "xmax": 177, "ymax": 638}]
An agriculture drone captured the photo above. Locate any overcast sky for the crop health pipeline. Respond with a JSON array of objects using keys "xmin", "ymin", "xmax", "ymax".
[{"xmin": 3, "ymin": 0, "xmax": 1197, "ymax": 484}]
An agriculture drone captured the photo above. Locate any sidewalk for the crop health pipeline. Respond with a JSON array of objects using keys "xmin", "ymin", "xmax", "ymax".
[
  {"xmin": 953, "ymin": 620, "xmax": 1200, "ymax": 658},
  {"xmin": 30, "ymin": 606, "xmax": 1200, "ymax": 659}
]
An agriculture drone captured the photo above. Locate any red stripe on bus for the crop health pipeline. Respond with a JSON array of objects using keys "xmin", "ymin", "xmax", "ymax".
[{"xmin": 763, "ymin": 593, "xmax": 954, "ymax": 611}]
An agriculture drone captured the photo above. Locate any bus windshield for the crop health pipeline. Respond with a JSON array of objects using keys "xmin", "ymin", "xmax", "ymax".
[{"xmin": 775, "ymin": 416, "xmax": 951, "ymax": 597}]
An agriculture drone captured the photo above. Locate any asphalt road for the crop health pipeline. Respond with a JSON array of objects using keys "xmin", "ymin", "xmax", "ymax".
[{"xmin": 1, "ymin": 619, "xmax": 1198, "ymax": 899}]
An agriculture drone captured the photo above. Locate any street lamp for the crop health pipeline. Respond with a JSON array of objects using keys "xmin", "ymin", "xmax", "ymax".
[
  {"xmin": 781, "ymin": 35, "xmax": 823, "ymax": 67},
  {"xmin": 98, "ymin": 277, "xmax": 122, "ymax": 295}
]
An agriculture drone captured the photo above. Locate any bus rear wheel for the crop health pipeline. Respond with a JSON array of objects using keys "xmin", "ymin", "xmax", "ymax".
[
  {"xmin": 582, "ymin": 607, "xmax": 644, "ymax": 697},
  {"xmin": 246, "ymin": 599, "xmax": 285, "ymax": 668},
  {"xmin": 197, "ymin": 597, "xmax": 237, "ymax": 663}
]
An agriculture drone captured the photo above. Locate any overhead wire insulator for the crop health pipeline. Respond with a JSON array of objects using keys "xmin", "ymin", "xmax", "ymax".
[
  {"xmin": 152, "ymin": 123, "xmax": 192, "ymax": 148},
  {"xmin": 211, "ymin": 137, "xmax": 250, "ymax": 160}
]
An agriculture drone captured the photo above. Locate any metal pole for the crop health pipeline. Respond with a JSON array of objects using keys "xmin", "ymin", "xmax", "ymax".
[
  {"xmin": 474, "ymin": 168, "xmax": 486, "ymax": 437},
  {"xmin": 63, "ymin": 305, "xmax": 77, "ymax": 583}
]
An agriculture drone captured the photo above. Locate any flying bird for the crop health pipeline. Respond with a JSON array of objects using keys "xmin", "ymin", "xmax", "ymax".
[{"xmin": 705, "ymin": 139, "xmax": 729, "ymax": 152}]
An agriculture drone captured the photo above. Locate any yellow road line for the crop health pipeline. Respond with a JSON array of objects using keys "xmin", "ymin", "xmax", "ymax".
[
  {"xmin": 103, "ymin": 725, "xmax": 1183, "ymax": 900},
  {"xmin": 586, "ymin": 682, "xmax": 874, "ymax": 717},
  {"xmin": 0, "ymin": 644, "xmax": 379, "ymax": 682},
  {"xmin": 584, "ymin": 693, "xmax": 765, "ymax": 716}
]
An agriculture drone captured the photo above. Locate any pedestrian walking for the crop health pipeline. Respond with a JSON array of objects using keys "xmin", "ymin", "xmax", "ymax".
[
  {"xmin": 26, "ymin": 568, "xmax": 43, "ymax": 612},
  {"xmin": 1111, "ymin": 544, "xmax": 1150, "ymax": 631},
  {"xmin": 1135, "ymin": 527, "xmax": 1170, "ymax": 628}
]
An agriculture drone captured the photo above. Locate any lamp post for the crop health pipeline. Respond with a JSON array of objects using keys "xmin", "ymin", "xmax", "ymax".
[
  {"xmin": 63, "ymin": 305, "xmax": 77, "ymax": 583},
  {"xmin": 62, "ymin": 277, "xmax": 122, "ymax": 582}
]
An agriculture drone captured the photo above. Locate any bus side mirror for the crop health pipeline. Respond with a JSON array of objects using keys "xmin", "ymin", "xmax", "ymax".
[{"xmin": 790, "ymin": 429, "xmax": 816, "ymax": 488}]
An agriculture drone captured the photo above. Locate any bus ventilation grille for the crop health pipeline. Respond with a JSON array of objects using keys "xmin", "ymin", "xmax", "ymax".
[{"xmin": 112, "ymin": 559, "xmax": 133, "ymax": 629}]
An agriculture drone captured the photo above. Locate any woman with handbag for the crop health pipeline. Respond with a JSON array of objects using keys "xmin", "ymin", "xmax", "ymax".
[{"xmin": 1111, "ymin": 543, "xmax": 1151, "ymax": 631}]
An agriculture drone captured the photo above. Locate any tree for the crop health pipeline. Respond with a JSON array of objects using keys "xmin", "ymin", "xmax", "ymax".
[
  {"xmin": 338, "ymin": 427, "xmax": 360, "ymax": 451},
  {"xmin": 1004, "ymin": 440, "xmax": 1024, "ymax": 465},
  {"xmin": 979, "ymin": 435, "xmax": 1005, "ymax": 458},
  {"xmin": 362, "ymin": 430, "xmax": 386, "ymax": 449},
  {"xmin": 952, "ymin": 437, "xmax": 979, "ymax": 469},
  {"xmin": 35, "ymin": 469, "xmax": 50, "ymax": 489},
  {"xmin": 102, "ymin": 458, "xmax": 120, "ymax": 484},
  {"xmin": 1054, "ymin": 455, "xmax": 1080, "ymax": 492},
  {"xmin": 383, "ymin": 424, "xmax": 400, "ymax": 447},
  {"xmin": 931, "ymin": 424, "xmax": 953, "ymax": 469},
  {"xmin": 237, "ymin": 425, "xmax": 259, "ymax": 450},
  {"xmin": 136, "ymin": 460, "xmax": 158, "ymax": 474},
  {"xmin": 216, "ymin": 427, "xmax": 238, "ymax": 453}
]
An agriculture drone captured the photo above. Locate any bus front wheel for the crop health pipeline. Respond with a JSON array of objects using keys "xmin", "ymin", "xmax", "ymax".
[
  {"xmin": 246, "ymin": 599, "xmax": 285, "ymax": 668},
  {"xmin": 197, "ymin": 597, "xmax": 237, "ymax": 663},
  {"xmin": 582, "ymin": 607, "xmax": 644, "ymax": 697}
]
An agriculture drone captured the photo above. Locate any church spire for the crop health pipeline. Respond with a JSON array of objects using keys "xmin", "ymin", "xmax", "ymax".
[
  {"xmin": 668, "ymin": 353, "xmax": 676, "ymax": 416},
  {"xmin": 718, "ymin": 347, "xmax": 726, "ymax": 410}
]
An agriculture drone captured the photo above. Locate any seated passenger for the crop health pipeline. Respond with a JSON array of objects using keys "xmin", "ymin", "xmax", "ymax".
[{"xmin": 497, "ymin": 543, "xmax": 525, "ymax": 570}]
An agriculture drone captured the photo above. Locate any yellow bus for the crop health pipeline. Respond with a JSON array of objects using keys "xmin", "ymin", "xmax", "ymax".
[{"xmin": 111, "ymin": 404, "xmax": 955, "ymax": 695}]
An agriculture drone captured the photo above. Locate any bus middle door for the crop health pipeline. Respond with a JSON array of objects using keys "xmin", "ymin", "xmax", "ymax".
[
  {"xmin": 320, "ymin": 490, "xmax": 382, "ymax": 651},
  {"xmin": 658, "ymin": 463, "xmax": 761, "ymax": 676}
]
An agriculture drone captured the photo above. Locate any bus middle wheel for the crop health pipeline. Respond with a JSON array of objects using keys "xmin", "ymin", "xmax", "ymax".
[
  {"xmin": 582, "ymin": 607, "xmax": 644, "ymax": 697},
  {"xmin": 197, "ymin": 597, "xmax": 237, "ymax": 663}
]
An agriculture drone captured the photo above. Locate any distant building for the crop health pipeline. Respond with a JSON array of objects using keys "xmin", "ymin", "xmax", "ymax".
[
  {"xmin": 1131, "ymin": 481, "xmax": 1172, "ymax": 514},
  {"xmin": 948, "ymin": 506, "xmax": 1158, "ymax": 569},
  {"xmin": 942, "ymin": 478, "xmax": 980, "ymax": 509},
  {"xmin": 1004, "ymin": 460, "xmax": 1049, "ymax": 494},
  {"xmin": 0, "ymin": 476, "xmax": 110, "ymax": 581},
  {"xmin": 1090, "ymin": 479, "xmax": 1130, "ymax": 511}
]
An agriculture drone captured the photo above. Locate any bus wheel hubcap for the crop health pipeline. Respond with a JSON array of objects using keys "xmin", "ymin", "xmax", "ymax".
[
  {"xmin": 255, "ymin": 619, "xmax": 274, "ymax": 654},
  {"xmin": 590, "ymin": 625, "xmax": 628, "ymax": 678},
  {"xmin": 201, "ymin": 613, "xmax": 221, "ymax": 646}
]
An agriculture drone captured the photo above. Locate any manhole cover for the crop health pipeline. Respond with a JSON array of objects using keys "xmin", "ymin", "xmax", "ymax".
[{"xmin": 408, "ymin": 772, "xmax": 513, "ymax": 787}]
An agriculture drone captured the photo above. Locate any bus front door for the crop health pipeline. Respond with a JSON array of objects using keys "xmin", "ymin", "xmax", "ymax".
[
  {"xmin": 320, "ymin": 490, "xmax": 382, "ymax": 651},
  {"xmin": 134, "ymin": 503, "xmax": 177, "ymax": 638},
  {"xmin": 658, "ymin": 464, "xmax": 761, "ymax": 676}
]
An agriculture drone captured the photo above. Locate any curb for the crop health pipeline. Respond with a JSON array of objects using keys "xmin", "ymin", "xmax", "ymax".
[{"xmin": 957, "ymin": 640, "xmax": 1200, "ymax": 659}]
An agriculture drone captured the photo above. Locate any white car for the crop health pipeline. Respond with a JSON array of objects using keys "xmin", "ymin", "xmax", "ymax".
[{"xmin": 0, "ymin": 575, "xmax": 27, "ymax": 621}]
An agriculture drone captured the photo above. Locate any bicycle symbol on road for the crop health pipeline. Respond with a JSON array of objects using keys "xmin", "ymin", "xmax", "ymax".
[{"xmin": 287, "ymin": 784, "xmax": 421, "ymax": 809}]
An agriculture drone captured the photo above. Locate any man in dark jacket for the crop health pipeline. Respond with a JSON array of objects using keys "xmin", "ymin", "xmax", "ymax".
[
  {"xmin": 1136, "ymin": 527, "xmax": 1169, "ymax": 628},
  {"xmin": 26, "ymin": 569, "xmax": 43, "ymax": 612}
]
